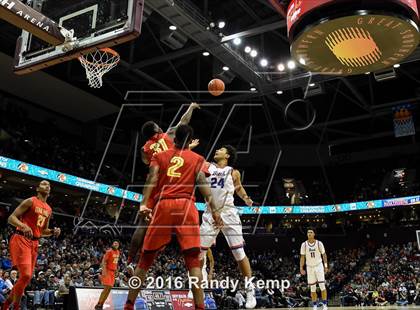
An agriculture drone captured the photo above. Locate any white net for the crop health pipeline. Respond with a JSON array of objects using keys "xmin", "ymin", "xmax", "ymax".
[
  {"xmin": 79, "ymin": 48, "xmax": 120, "ymax": 88},
  {"xmin": 393, "ymin": 117, "xmax": 415, "ymax": 138}
]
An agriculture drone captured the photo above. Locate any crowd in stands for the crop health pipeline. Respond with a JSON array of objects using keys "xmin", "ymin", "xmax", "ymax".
[
  {"xmin": 0, "ymin": 215, "xmax": 418, "ymax": 309},
  {"xmin": 0, "ymin": 99, "xmax": 117, "ymax": 184},
  {"xmin": 340, "ymin": 242, "xmax": 420, "ymax": 307}
]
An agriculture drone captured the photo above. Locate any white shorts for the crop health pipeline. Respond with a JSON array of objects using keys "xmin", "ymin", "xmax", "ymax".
[
  {"xmin": 307, "ymin": 263, "xmax": 325, "ymax": 285},
  {"xmin": 200, "ymin": 208, "xmax": 244, "ymax": 249}
]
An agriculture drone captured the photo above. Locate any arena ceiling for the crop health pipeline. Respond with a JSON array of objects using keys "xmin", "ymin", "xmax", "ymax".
[{"xmin": 0, "ymin": 0, "xmax": 420, "ymax": 149}]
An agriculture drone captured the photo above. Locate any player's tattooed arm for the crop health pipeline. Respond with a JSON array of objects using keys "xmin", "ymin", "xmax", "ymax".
[
  {"xmin": 166, "ymin": 102, "xmax": 201, "ymax": 138},
  {"xmin": 322, "ymin": 252, "xmax": 328, "ymax": 272},
  {"xmin": 139, "ymin": 165, "xmax": 159, "ymax": 217},
  {"xmin": 8, "ymin": 198, "xmax": 33, "ymax": 238},
  {"xmin": 196, "ymin": 171, "xmax": 223, "ymax": 227},
  {"xmin": 232, "ymin": 170, "xmax": 253, "ymax": 206},
  {"xmin": 140, "ymin": 148, "xmax": 149, "ymax": 165}
]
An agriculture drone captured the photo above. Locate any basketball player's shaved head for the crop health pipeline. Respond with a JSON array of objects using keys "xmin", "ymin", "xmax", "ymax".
[
  {"xmin": 174, "ymin": 125, "xmax": 194, "ymax": 149},
  {"xmin": 142, "ymin": 121, "xmax": 162, "ymax": 140}
]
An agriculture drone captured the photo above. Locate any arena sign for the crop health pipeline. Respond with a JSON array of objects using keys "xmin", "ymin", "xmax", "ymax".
[
  {"xmin": 0, "ymin": 155, "xmax": 418, "ymax": 214},
  {"xmin": 286, "ymin": 0, "xmax": 420, "ymax": 75}
]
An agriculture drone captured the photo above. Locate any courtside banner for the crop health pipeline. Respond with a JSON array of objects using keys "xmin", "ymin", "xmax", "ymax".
[{"xmin": 0, "ymin": 155, "xmax": 418, "ymax": 214}]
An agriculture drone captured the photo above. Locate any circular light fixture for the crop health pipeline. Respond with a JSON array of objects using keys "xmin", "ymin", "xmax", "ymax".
[
  {"xmin": 309, "ymin": 83, "xmax": 315, "ymax": 87},
  {"xmin": 250, "ymin": 50, "xmax": 258, "ymax": 58},
  {"xmin": 233, "ymin": 38, "xmax": 242, "ymax": 45},
  {"xmin": 250, "ymin": 87, "xmax": 257, "ymax": 91},
  {"xmin": 244, "ymin": 46, "xmax": 252, "ymax": 53},
  {"xmin": 277, "ymin": 63, "xmax": 285, "ymax": 71},
  {"xmin": 202, "ymin": 51, "xmax": 210, "ymax": 56},
  {"xmin": 287, "ymin": 60, "xmax": 296, "ymax": 69},
  {"xmin": 218, "ymin": 21, "xmax": 226, "ymax": 29},
  {"xmin": 393, "ymin": 64, "xmax": 400, "ymax": 68},
  {"xmin": 223, "ymin": 66, "xmax": 230, "ymax": 71},
  {"xmin": 277, "ymin": 90, "xmax": 283, "ymax": 94},
  {"xmin": 169, "ymin": 25, "xmax": 177, "ymax": 31},
  {"xmin": 260, "ymin": 59, "xmax": 268, "ymax": 67}
]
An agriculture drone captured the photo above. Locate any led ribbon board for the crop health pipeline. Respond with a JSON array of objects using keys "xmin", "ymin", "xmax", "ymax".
[
  {"xmin": 287, "ymin": 0, "xmax": 420, "ymax": 75},
  {"xmin": 0, "ymin": 155, "xmax": 418, "ymax": 214}
]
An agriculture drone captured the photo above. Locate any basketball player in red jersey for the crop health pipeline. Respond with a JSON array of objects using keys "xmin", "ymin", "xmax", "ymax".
[
  {"xmin": 95, "ymin": 240, "xmax": 120, "ymax": 310},
  {"xmin": 124, "ymin": 125, "xmax": 223, "ymax": 310},
  {"xmin": 127, "ymin": 102, "xmax": 201, "ymax": 264},
  {"xmin": 2, "ymin": 180, "xmax": 60, "ymax": 310}
]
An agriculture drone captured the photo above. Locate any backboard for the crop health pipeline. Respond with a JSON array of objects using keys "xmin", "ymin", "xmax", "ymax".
[{"xmin": 13, "ymin": 0, "xmax": 144, "ymax": 74}]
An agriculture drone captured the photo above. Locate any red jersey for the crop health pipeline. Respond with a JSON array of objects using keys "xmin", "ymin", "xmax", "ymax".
[
  {"xmin": 17, "ymin": 196, "xmax": 52, "ymax": 238},
  {"xmin": 150, "ymin": 148, "xmax": 208, "ymax": 200},
  {"xmin": 142, "ymin": 133, "xmax": 174, "ymax": 164},
  {"xmin": 103, "ymin": 249, "xmax": 120, "ymax": 271}
]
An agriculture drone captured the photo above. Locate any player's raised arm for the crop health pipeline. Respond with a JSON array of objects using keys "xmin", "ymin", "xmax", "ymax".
[
  {"xmin": 8, "ymin": 198, "xmax": 33, "ymax": 238},
  {"xmin": 167, "ymin": 102, "xmax": 200, "ymax": 138},
  {"xmin": 232, "ymin": 169, "xmax": 253, "ymax": 206},
  {"xmin": 196, "ymin": 171, "xmax": 223, "ymax": 227}
]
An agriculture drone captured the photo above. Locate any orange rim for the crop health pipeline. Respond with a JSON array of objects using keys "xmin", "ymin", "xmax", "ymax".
[{"xmin": 78, "ymin": 47, "xmax": 120, "ymax": 67}]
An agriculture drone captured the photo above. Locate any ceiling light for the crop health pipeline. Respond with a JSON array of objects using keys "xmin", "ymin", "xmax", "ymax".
[
  {"xmin": 250, "ymin": 87, "xmax": 257, "ymax": 91},
  {"xmin": 287, "ymin": 60, "xmax": 296, "ymax": 70},
  {"xmin": 309, "ymin": 83, "xmax": 315, "ymax": 87},
  {"xmin": 233, "ymin": 38, "xmax": 242, "ymax": 45},
  {"xmin": 169, "ymin": 25, "xmax": 177, "ymax": 31},
  {"xmin": 250, "ymin": 50, "xmax": 258, "ymax": 58},
  {"xmin": 202, "ymin": 51, "xmax": 210, "ymax": 56},
  {"xmin": 277, "ymin": 63, "xmax": 285, "ymax": 71},
  {"xmin": 218, "ymin": 21, "xmax": 226, "ymax": 29},
  {"xmin": 244, "ymin": 46, "xmax": 251, "ymax": 53},
  {"xmin": 299, "ymin": 58, "xmax": 306, "ymax": 65},
  {"xmin": 276, "ymin": 90, "xmax": 283, "ymax": 94},
  {"xmin": 222, "ymin": 66, "xmax": 230, "ymax": 71},
  {"xmin": 260, "ymin": 59, "xmax": 268, "ymax": 67},
  {"xmin": 393, "ymin": 64, "xmax": 400, "ymax": 68}
]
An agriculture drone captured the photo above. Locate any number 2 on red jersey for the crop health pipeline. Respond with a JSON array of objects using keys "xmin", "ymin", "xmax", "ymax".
[{"xmin": 167, "ymin": 156, "xmax": 184, "ymax": 178}]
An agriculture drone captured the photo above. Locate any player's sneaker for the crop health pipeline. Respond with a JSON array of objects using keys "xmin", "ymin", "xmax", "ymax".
[
  {"xmin": 322, "ymin": 303, "xmax": 328, "ymax": 310},
  {"xmin": 245, "ymin": 283, "xmax": 256, "ymax": 309},
  {"xmin": 313, "ymin": 304, "xmax": 318, "ymax": 310}
]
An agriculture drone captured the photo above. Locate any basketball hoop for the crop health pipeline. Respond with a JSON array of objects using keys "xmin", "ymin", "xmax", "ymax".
[
  {"xmin": 79, "ymin": 48, "xmax": 120, "ymax": 88},
  {"xmin": 393, "ymin": 106, "xmax": 415, "ymax": 138}
]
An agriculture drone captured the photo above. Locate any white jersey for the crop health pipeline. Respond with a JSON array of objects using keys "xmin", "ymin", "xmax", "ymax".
[
  {"xmin": 300, "ymin": 240, "xmax": 325, "ymax": 267},
  {"xmin": 206, "ymin": 163, "xmax": 235, "ymax": 210}
]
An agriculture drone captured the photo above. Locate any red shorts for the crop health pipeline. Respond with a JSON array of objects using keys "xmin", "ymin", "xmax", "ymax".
[
  {"xmin": 101, "ymin": 268, "xmax": 116, "ymax": 287},
  {"xmin": 10, "ymin": 234, "xmax": 38, "ymax": 271},
  {"xmin": 142, "ymin": 198, "xmax": 200, "ymax": 252}
]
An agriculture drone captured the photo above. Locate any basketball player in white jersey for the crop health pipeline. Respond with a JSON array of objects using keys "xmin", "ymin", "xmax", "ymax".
[
  {"xmin": 200, "ymin": 145, "xmax": 256, "ymax": 309},
  {"xmin": 300, "ymin": 228, "xmax": 328, "ymax": 310}
]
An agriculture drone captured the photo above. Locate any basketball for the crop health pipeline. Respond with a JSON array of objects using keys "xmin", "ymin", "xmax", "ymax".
[{"xmin": 208, "ymin": 78, "xmax": 225, "ymax": 96}]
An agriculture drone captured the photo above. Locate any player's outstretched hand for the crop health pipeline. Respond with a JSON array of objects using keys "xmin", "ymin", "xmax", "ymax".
[
  {"xmin": 53, "ymin": 227, "xmax": 61, "ymax": 237},
  {"xmin": 212, "ymin": 212, "xmax": 223, "ymax": 228},
  {"xmin": 189, "ymin": 139, "xmax": 200, "ymax": 149},
  {"xmin": 324, "ymin": 266, "xmax": 329, "ymax": 273},
  {"xmin": 21, "ymin": 224, "xmax": 33, "ymax": 239},
  {"xmin": 300, "ymin": 268, "xmax": 306, "ymax": 276},
  {"xmin": 190, "ymin": 102, "xmax": 201, "ymax": 110}
]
